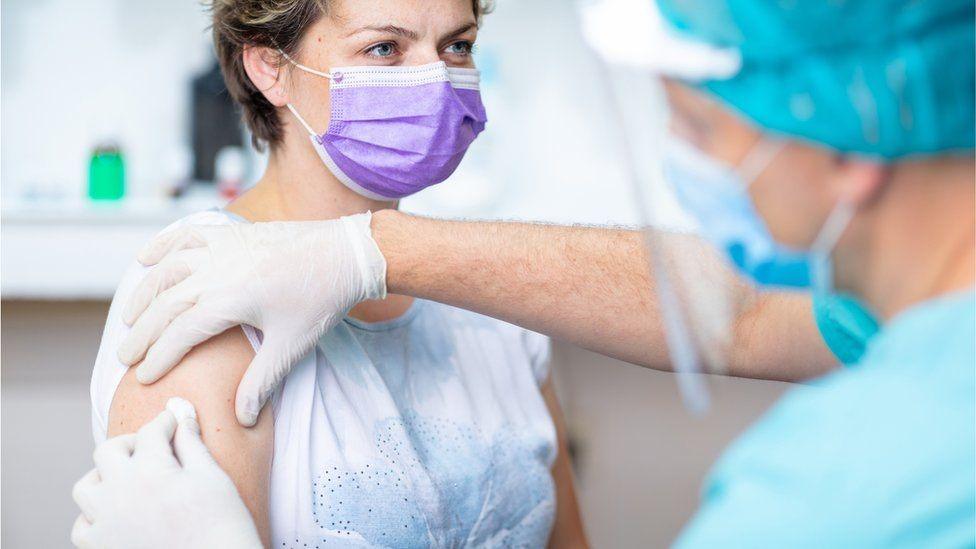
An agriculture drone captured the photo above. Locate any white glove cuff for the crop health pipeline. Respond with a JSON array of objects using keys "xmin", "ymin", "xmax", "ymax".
[
  {"xmin": 340, "ymin": 212, "xmax": 388, "ymax": 301},
  {"xmin": 199, "ymin": 523, "xmax": 264, "ymax": 549}
]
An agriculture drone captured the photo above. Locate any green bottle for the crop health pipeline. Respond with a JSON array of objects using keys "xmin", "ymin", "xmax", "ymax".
[{"xmin": 88, "ymin": 143, "xmax": 126, "ymax": 200}]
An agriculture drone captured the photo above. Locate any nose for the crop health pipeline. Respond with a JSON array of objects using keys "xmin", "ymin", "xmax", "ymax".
[
  {"xmin": 407, "ymin": 52, "xmax": 443, "ymax": 66},
  {"xmin": 404, "ymin": 45, "xmax": 444, "ymax": 67}
]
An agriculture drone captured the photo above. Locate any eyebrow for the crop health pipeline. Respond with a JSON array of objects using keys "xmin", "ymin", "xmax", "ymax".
[
  {"xmin": 345, "ymin": 22, "xmax": 478, "ymax": 42},
  {"xmin": 440, "ymin": 22, "xmax": 478, "ymax": 41},
  {"xmin": 346, "ymin": 25, "xmax": 420, "ymax": 40}
]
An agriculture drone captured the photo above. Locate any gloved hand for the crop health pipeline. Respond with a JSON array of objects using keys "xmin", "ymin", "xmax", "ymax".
[
  {"xmin": 117, "ymin": 213, "xmax": 387, "ymax": 425},
  {"xmin": 71, "ymin": 398, "xmax": 262, "ymax": 549}
]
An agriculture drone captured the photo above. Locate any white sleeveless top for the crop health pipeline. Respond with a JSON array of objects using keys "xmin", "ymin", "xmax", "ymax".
[{"xmin": 91, "ymin": 211, "xmax": 558, "ymax": 548}]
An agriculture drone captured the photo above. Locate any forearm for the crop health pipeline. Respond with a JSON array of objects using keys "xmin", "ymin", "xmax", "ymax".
[
  {"xmin": 374, "ymin": 209, "xmax": 668, "ymax": 369},
  {"xmin": 729, "ymin": 291, "xmax": 839, "ymax": 382},
  {"xmin": 372, "ymin": 210, "xmax": 838, "ymax": 381}
]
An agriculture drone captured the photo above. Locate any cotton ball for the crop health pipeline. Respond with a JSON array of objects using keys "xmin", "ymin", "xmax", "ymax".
[{"xmin": 166, "ymin": 397, "xmax": 198, "ymax": 423}]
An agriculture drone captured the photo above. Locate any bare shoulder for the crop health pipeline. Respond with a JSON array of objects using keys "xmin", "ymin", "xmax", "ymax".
[
  {"xmin": 108, "ymin": 327, "xmax": 273, "ymax": 544},
  {"xmin": 108, "ymin": 327, "xmax": 259, "ymax": 436},
  {"xmin": 109, "ymin": 328, "xmax": 264, "ymax": 428}
]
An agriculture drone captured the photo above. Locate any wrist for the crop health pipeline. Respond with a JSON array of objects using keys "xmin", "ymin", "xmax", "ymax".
[
  {"xmin": 370, "ymin": 209, "xmax": 409, "ymax": 295},
  {"xmin": 340, "ymin": 213, "xmax": 387, "ymax": 301}
]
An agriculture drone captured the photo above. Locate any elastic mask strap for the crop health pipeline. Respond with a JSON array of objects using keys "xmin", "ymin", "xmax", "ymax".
[
  {"xmin": 279, "ymin": 49, "xmax": 334, "ymax": 80},
  {"xmin": 737, "ymin": 139, "xmax": 786, "ymax": 188},
  {"xmin": 286, "ymin": 104, "xmax": 318, "ymax": 137},
  {"xmin": 809, "ymin": 200, "xmax": 856, "ymax": 294},
  {"xmin": 811, "ymin": 200, "xmax": 856, "ymax": 256},
  {"xmin": 277, "ymin": 50, "xmax": 328, "ymax": 138}
]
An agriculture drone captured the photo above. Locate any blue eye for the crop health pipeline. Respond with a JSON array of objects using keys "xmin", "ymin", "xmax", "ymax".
[
  {"xmin": 367, "ymin": 42, "xmax": 398, "ymax": 58},
  {"xmin": 445, "ymin": 41, "xmax": 474, "ymax": 56}
]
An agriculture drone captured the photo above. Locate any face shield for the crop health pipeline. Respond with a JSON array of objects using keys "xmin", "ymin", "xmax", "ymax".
[{"xmin": 577, "ymin": 0, "xmax": 753, "ymax": 413}]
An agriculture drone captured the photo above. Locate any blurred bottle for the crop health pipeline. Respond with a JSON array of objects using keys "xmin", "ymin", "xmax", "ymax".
[
  {"xmin": 215, "ymin": 146, "xmax": 246, "ymax": 200},
  {"xmin": 162, "ymin": 145, "xmax": 193, "ymax": 199},
  {"xmin": 88, "ymin": 142, "xmax": 126, "ymax": 201}
]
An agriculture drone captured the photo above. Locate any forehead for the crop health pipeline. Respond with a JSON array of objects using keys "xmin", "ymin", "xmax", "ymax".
[{"xmin": 329, "ymin": 0, "xmax": 477, "ymax": 29}]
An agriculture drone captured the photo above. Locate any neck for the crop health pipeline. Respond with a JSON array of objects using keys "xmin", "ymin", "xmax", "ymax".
[
  {"xmin": 844, "ymin": 157, "xmax": 975, "ymax": 321},
  {"xmin": 227, "ymin": 133, "xmax": 413, "ymax": 322},
  {"xmin": 230, "ymin": 137, "xmax": 395, "ymax": 222}
]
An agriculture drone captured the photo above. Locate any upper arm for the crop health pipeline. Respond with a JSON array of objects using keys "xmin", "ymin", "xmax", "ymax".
[
  {"xmin": 541, "ymin": 380, "xmax": 589, "ymax": 549},
  {"xmin": 108, "ymin": 327, "xmax": 273, "ymax": 545}
]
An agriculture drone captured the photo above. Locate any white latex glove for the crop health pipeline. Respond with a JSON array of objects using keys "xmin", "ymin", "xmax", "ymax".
[
  {"xmin": 71, "ymin": 398, "xmax": 261, "ymax": 549},
  {"xmin": 117, "ymin": 213, "xmax": 387, "ymax": 425}
]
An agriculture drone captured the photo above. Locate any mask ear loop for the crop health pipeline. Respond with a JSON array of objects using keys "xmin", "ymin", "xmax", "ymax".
[
  {"xmin": 812, "ymin": 201, "xmax": 855, "ymax": 254},
  {"xmin": 737, "ymin": 139, "xmax": 786, "ymax": 187},
  {"xmin": 286, "ymin": 104, "xmax": 319, "ymax": 137},
  {"xmin": 277, "ymin": 49, "xmax": 334, "ymax": 138},
  {"xmin": 278, "ymin": 49, "xmax": 334, "ymax": 79},
  {"xmin": 809, "ymin": 200, "xmax": 856, "ymax": 294}
]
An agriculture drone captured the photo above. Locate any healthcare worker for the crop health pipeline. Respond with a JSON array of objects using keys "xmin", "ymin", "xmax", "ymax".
[{"xmin": 72, "ymin": 0, "xmax": 974, "ymax": 546}]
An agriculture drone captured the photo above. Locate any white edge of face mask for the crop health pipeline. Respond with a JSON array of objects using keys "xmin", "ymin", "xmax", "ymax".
[
  {"xmin": 309, "ymin": 134, "xmax": 398, "ymax": 201},
  {"xmin": 327, "ymin": 65, "xmax": 481, "ymax": 91}
]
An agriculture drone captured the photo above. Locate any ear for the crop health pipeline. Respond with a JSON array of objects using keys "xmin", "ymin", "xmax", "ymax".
[
  {"xmin": 829, "ymin": 157, "xmax": 889, "ymax": 207},
  {"xmin": 242, "ymin": 46, "xmax": 289, "ymax": 107}
]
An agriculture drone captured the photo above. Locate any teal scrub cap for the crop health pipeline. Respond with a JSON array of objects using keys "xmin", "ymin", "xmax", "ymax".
[{"xmin": 655, "ymin": 0, "xmax": 975, "ymax": 159}]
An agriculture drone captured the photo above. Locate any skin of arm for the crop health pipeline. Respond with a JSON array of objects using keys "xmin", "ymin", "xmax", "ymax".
[
  {"xmin": 373, "ymin": 210, "xmax": 838, "ymax": 382},
  {"xmin": 108, "ymin": 328, "xmax": 273, "ymax": 546},
  {"xmin": 542, "ymin": 380, "xmax": 589, "ymax": 548}
]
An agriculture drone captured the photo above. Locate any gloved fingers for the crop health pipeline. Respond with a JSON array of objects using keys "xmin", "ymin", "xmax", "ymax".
[
  {"xmin": 137, "ymin": 225, "xmax": 209, "ymax": 266},
  {"xmin": 122, "ymin": 247, "xmax": 208, "ymax": 328},
  {"xmin": 165, "ymin": 396, "xmax": 210, "ymax": 468},
  {"xmin": 135, "ymin": 303, "xmax": 237, "ymax": 384},
  {"xmin": 172, "ymin": 407, "xmax": 220, "ymax": 471},
  {"xmin": 70, "ymin": 513, "xmax": 95, "ymax": 549},
  {"xmin": 235, "ymin": 335, "xmax": 307, "ymax": 427},
  {"xmin": 92, "ymin": 433, "xmax": 135, "ymax": 481},
  {"xmin": 132, "ymin": 409, "xmax": 180, "ymax": 470},
  {"xmin": 71, "ymin": 469, "xmax": 101, "ymax": 522},
  {"xmin": 119, "ymin": 282, "xmax": 198, "ymax": 369}
]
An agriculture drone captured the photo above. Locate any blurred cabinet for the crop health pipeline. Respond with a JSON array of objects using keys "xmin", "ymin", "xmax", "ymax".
[{"xmin": 2, "ymin": 193, "xmax": 222, "ymax": 300}]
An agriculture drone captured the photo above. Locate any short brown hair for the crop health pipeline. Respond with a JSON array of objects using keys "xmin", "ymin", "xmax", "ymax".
[{"xmin": 210, "ymin": 0, "xmax": 491, "ymax": 151}]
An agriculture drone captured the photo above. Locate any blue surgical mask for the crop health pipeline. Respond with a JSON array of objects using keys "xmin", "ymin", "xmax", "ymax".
[{"xmin": 663, "ymin": 137, "xmax": 854, "ymax": 292}]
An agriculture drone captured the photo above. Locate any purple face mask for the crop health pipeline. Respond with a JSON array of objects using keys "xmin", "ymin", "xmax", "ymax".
[{"xmin": 283, "ymin": 54, "xmax": 488, "ymax": 200}]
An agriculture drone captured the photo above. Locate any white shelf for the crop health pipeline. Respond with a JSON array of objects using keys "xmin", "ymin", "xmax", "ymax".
[{"xmin": 2, "ymin": 191, "xmax": 226, "ymax": 300}]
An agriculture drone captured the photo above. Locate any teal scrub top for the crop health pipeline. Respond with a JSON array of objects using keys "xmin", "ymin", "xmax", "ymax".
[{"xmin": 677, "ymin": 290, "xmax": 976, "ymax": 548}]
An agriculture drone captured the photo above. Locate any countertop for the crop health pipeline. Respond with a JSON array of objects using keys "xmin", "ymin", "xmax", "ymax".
[{"xmin": 2, "ymin": 190, "xmax": 225, "ymax": 300}]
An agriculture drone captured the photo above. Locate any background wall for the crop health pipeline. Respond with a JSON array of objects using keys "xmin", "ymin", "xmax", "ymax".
[
  {"xmin": 1, "ymin": 0, "xmax": 214, "ymax": 201},
  {"xmin": 1, "ymin": 0, "xmax": 790, "ymax": 547}
]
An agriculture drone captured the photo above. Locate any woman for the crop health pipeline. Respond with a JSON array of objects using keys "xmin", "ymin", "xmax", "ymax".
[{"xmin": 89, "ymin": 0, "xmax": 588, "ymax": 546}]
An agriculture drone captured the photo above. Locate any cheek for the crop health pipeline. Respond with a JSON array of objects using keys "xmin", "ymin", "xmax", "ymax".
[
  {"xmin": 749, "ymin": 160, "xmax": 832, "ymax": 249},
  {"xmin": 288, "ymin": 74, "xmax": 334, "ymax": 133}
]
